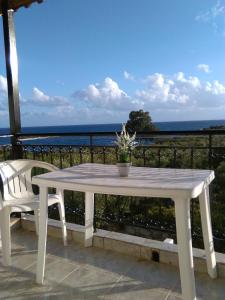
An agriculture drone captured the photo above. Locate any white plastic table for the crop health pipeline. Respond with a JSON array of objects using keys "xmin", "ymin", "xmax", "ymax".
[{"xmin": 33, "ymin": 163, "xmax": 217, "ymax": 300}]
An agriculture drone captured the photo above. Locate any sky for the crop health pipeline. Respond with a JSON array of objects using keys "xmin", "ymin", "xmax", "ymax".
[{"xmin": 0, "ymin": 0, "xmax": 225, "ymax": 127}]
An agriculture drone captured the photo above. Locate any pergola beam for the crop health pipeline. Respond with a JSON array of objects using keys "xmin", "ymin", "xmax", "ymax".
[
  {"xmin": 2, "ymin": 0, "xmax": 21, "ymax": 136},
  {"xmin": 1, "ymin": 0, "xmax": 44, "ymax": 136},
  {"xmin": 0, "ymin": 0, "xmax": 44, "ymax": 158},
  {"xmin": 0, "ymin": 0, "xmax": 43, "ymax": 15},
  {"xmin": 2, "ymin": 0, "xmax": 23, "ymax": 158}
]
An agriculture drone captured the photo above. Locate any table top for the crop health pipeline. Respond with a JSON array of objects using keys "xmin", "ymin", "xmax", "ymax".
[{"xmin": 33, "ymin": 163, "xmax": 214, "ymax": 199}]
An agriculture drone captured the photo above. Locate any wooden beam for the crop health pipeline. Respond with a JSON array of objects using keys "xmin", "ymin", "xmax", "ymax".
[
  {"xmin": 2, "ymin": 0, "xmax": 22, "ymax": 158},
  {"xmin": 0, "ymin": 0, "xmax": 44, "ymax": 15}
]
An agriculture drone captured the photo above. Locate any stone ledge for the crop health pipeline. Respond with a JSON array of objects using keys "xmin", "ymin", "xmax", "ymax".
[{"xmin": 21, "ymin": 215, "xmax": 225, "ymax": 278}]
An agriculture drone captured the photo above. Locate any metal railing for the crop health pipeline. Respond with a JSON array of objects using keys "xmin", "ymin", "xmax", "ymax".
[{"xmin": 1, "ymin": 129, "xmax": 225, "ymax": 252}]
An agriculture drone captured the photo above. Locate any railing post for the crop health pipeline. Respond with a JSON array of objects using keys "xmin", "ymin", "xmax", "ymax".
[
  {"xmin": 69, "ymin": 146, "xmax": 73, "ymax": 166},
  {"xmin": 79, "ymin": 147, "xmax": 83, "ymax": 164},
  {"xmin": 103, "ymin": 147, "xmax": 106, "ymax": 164},
  {"xmin": 208, "ymin": 134, "xmax": 212, "ymax": 169},
  {"xmin": 173, "ymin": 148, "xmax": 177, "ymax": 168},
  {"xmin": 158, "ymin": 148, "xmax": 161, "ymax": 167},
  {"xmin": 11, "ymin": 135, "xmax": 23, "ymax": 159},
  {"xmin": 59, "ymin": 146, "xmax": 63, "ymax": 169},
  {"xmin": 190, "ymin": 147, "xmax": 194, "ymax": 168},
  {"xmin": 90, "ymin": 134, "xmax": 94, "ymax": 163},
  {"xmin": 143, "ymin": 148, "xmax": 146, "ymax": 166}
]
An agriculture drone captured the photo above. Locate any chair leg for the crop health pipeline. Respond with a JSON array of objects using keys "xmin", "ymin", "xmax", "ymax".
[
  {"xmin": 0, "ymin": 208, "xmax": 11, "ymax": 266},
  {"xmin": 34, "ymin": 209, "xmax": 40, "ymax": 235},
  {"xmin": 58, "ymin": 201, "xmax": 67, "ymax": 246}
]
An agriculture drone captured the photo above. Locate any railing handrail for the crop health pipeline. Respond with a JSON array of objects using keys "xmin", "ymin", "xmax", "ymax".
[
  {"xmin": 1, "ymin": 129, "xmax": 225, "ymax": 140},
  {"xmin": 19, "ymin": 144, "xmax": 225, "ymax": 149},
  {"xmin": 8, "ymin": 129, "xmax": 225, "ymax": 138}
]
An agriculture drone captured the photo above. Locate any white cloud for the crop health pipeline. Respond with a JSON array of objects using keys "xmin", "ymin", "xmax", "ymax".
[
  {"xmin": 73, "ymin": 77, "xmax": 142, "ymax": 110},
  {"xmin": 48, "ymin": 104, "xmax": 75, "ymax": 115},
  {"xmin": 195, "ymin": 1, "xmax": 225, "ymax": 34},
  {"xmin": 33, "ymin": 87, "xmax": 49, "ymax": 102},
  {"xmin": 1, "ymin": 72, "xmax": 225, "ymax": 127},
  {"xmin": 19, "ymin": 87, "xmax": 76, "ymax": 126},
  {"xmin": 205, "ymin": 80, "xmax": 225, "ymax": 95},
  {"xmin": 0, "ymin": 75, "xmax": 7, "ymax": 94},
  {"xmin": 30, "ymin": 87, "xmax": 69, "ymax": 106},
  {"xmin": 136, "ymin": 72, "xmax": 198, "ymax": 108},
  {"xmin": 136, "ymin": 72, "xmax": 225, "ymax": 110},
  {"xmin": 0, "ymin": 75, "xmax": 8, "ymax": 117},
  {"xmin": 197, "ymin": 64, "xmax": 211, "ymax": 73},
  {"xmin": 124, "ymin": 71, "xmax": 134, "ymax": 81},
  {"xmin": 21, "ymin": 103, "xmax": 128, "ymax": 127},
  {"xmin": 196, "ymin": 1, "xmax": 225, "ymax": 22},
  {"xmin": 71, "ymin": 73, "xmax": 225, "ymax": 122}
]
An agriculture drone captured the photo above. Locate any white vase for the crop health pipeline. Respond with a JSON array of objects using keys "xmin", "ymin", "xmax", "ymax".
[{"xmin": 117, "ymin": 162, "xmax": 131, "ymax": 177}]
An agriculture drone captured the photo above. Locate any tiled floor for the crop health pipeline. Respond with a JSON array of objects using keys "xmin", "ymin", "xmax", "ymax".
[{"xmin": 0, "ymin": 229, "xmax": 224, "ymax": 299}]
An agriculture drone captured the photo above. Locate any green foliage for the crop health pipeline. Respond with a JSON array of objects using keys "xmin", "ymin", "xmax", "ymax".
[
  {"xmin": 118, "ymin": 152, "xmax": 130, "ymax": 163},
  {"xmin": 126, "ymin": 110, "xmax": 157, "ymax": 132}
]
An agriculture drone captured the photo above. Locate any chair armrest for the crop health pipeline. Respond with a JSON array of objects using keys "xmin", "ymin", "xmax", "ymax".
[
  {"xmin": 29, "ymin": 160, "xmax": 63, "ymax": 196},
  {"xmin": 29, "ymin": 160, "xmax": 60, "ymax": 172}
]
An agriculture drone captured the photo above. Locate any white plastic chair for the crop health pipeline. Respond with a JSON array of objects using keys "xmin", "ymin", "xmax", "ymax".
[{"xmin": 0, "ymin": 159, "xmax": 67, "ymax": 266}]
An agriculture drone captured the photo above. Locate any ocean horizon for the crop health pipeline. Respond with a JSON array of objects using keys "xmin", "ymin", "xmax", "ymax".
[{"xmin": 1, "ymin": 119, "xmax": 225, "ymax": 146}]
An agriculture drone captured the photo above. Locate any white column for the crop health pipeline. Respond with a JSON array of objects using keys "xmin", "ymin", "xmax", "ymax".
[
  {"xmin": 36, "ymin": 186, "xmax": 48, "ymax": 284},
  {"xmin": 84, "ymin": 192, "xmax": 94, "ymax": 247},
  {"xmin": 174, "ymin": 197, "xmax": 196, "ymax": 300},
  {"xmin": 199, "ymin": 186, "xmax": 217, "ymax": 279}
]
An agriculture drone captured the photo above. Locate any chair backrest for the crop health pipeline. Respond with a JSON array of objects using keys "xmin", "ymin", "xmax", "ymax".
[{"xmin": 0, "ymin": 160, "xmax": 35, "ymax": 202}]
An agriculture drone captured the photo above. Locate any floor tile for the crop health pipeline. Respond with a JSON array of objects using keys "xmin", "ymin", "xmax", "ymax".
[{"xmin": 0, "ymin": 229, "xmax": 223, "ymax": 300}]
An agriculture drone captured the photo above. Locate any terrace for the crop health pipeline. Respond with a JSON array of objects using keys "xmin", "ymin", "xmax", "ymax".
[
  {"xmin": 2, "ymin": 218, "xmax": 224, "ymax": 300},
  {"xmin": 1, "ymin": 129, "xmax": 225, "ymax": 300},
  {"xmin": 1, "ymin": 129, "xmax": 225, "ymax": 251},
  {"xmin": 1, "ymin": 1, "xmax": 225, "ymax": 299}
]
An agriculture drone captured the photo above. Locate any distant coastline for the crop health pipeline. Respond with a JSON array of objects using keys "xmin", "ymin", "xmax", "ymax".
[
  {"xmin": 155, "ymin": 119, "xmax": 225, "ymax": 131},
  {"xmin": 0, "ymin": 119, "xmax": 225, "ymax": 146},
  {"xmin": 1, "ymin": 119, "xmax": 225, "ymax": 134}
]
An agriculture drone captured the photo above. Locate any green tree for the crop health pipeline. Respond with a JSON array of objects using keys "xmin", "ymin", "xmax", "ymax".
[{"xmin": 126, "ymin": 110, "xmax": 157, "ymax": 132}]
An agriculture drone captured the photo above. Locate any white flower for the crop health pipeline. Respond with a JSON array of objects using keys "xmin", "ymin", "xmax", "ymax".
[{"xmin": 115, "ymin": 124, "xmax": 138, "ymax": 152}]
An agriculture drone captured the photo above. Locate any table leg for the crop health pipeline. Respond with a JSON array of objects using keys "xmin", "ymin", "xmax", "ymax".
[
  {"xmin": 174, "ymin": 197, "xmax": 196, "ymax": 300},
  {"xmin": 199, "ymin": 187, "xmax": 217, "ymax": 279},
  {"xmin": 36, "ymin": 186, "xmax": 48, "ymax": 284},
  {"xmin": 84, "ymin": 192, "xmax": 94, "ymax": 247},
  {"xmin": 0, "ymin": 207, "xmax": 11, "ymax": 266}
]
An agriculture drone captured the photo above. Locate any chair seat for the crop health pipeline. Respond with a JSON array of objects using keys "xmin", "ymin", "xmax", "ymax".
[
  {"xmin": 0, "ymin": 159, "xmax": 67, "ymax": 265},
  {"xmin": 2, "ymin": 194, "xmax": 61, "ymax": 212}
]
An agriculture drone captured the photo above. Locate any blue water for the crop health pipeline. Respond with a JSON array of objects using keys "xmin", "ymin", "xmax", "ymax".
[
  {"xmin": 156, "ymin": 119, "xmax": 225, "ymax": 131},
  {"xmin": 1, "ymin": 119, "xmax": 225, "ymax": 146}
]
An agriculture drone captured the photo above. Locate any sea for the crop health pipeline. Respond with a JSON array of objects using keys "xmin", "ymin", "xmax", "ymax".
[{"xmin": 0, "ymin": 119, "xmax": 225, "ymax": 146}]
